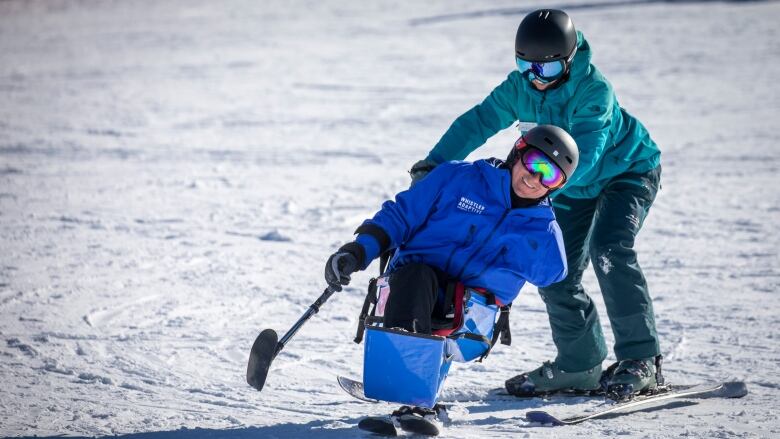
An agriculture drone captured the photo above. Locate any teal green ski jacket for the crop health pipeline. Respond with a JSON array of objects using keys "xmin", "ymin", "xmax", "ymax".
[{"xmin": 425, "ymin": 31, "xmax": 660, "ymax": 199}]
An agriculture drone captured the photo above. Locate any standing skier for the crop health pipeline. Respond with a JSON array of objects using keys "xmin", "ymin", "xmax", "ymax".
[
  {"xmin": 325, "ymin": 125, "xmax": 579, "ymax": 433},
  {"xmin": 409, "ymin": 9, "xmax": 663, "ymax": 400}
]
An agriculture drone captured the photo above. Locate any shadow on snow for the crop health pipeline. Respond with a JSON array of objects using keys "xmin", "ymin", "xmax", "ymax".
[
  {"xmin": 15, "ymin": 419, "xmax": 365, "ymax": 439},
  {"xmin": 18, "ymin": 395, "xmax": 701, "ymax": 437}
]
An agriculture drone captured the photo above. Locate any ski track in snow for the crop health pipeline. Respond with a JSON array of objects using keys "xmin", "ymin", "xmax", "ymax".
[{"xmin": 1, "ymin": 0, "xmax": 779, "ymax": 437}]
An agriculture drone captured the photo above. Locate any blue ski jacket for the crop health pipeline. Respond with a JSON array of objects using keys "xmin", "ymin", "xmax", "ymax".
[{"xmin": 354, "ymin": 159, "xmax": 567, "ymax": 305}]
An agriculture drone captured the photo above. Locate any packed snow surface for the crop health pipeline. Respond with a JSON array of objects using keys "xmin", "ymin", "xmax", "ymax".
[{"xmin": 1, "ymin": 0, "xmax": 779, "ymax": 437}]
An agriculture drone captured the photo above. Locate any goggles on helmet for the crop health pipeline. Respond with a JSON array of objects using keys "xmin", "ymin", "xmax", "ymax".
[
  {"xmin": 514, "ymin": 137, "xmax": 567, "ymax": 190},
  {"xmin": 516, "ymin": 57, "xmax": 566, "ymax": 83}
]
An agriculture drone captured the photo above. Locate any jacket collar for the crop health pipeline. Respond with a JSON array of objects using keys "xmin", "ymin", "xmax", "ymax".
[{"xmin": 475, "ymin": 159, "xmax": 554, "ymax": 218}]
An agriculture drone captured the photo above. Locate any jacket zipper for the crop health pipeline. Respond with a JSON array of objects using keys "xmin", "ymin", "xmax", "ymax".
[
  {"xmin": 538, "ymin": 90, "xmax": 548, "ymax": 118},
  {"xmin": 444, "ymin": 224, "xmax": 476, "ymax": 273},
  {"xmin": 455, "ymin": 209, "xmax": 510, "ymax": 279}
]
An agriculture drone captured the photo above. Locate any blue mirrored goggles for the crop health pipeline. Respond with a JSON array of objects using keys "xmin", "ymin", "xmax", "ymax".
[{"xmin": 516, "ymin": 57, "xmax": 566, "ymax": 82}]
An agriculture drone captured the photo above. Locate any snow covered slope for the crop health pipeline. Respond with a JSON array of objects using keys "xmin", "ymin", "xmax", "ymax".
[{"xmin": 1, "ymin": 0, "xmax": 778, "ymax": 437}]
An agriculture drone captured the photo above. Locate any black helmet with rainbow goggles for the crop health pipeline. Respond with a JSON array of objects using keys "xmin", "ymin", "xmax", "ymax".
[
  {"xmin": 515, "ymin": 9, "xmax": 578, "ymax": 84},
  {"xmin": 506, "ymin": 125, "xmax": 579, "ymax": 191}
]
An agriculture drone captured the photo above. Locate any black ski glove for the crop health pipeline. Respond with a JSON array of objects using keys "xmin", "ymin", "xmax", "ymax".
[
  {"xmin": 324, "ymin": 242, "xmax": 364, "ymax": 292},
  {"xmin": 409, "ymin": 158, "xmax": 438, "ymax": 186}
]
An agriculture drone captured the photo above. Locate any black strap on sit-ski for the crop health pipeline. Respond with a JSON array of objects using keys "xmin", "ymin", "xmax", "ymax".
[
  {"xmin": 353, "ymin": 276, "xmax": 378, "ymax": 344},
  {"xmin": 443, "ymin": 281, "xmax": 456, "ymax": 316},
  {"xmin": 478, "ymin": 303, "xmax": 512, "ymax": 362},
  {"xmin": 353, "ymin": 249, "xmax": 395, "ymax": 344}
]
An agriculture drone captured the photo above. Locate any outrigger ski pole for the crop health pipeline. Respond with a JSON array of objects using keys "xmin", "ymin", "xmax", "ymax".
[{"xmin": 246, "ymin": 286, "xmax": 338, "ymax": 391}]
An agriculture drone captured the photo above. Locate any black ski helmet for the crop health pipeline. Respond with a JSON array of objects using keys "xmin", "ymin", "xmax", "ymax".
[
  {"xmin": 515, "ymin": 9, "xmax": 577, "ymax": 63},
  {"xmin": 506, "ymin": 125, "xmax": 579, "ymax": 189}
]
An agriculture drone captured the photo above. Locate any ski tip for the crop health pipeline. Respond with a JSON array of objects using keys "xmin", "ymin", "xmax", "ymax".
[
  {"xmin": 721, "ymin": 381, "xmax": 748, "ymax": 398},
  {"xmin": 526, "ymin": 410, "xmax": 565, "ymax": 426},
  {"xmin": 684, "ymin": 380, "xmax": 748, "ymax": 399},
  {"xmin": 337, "ymin": 375, "xmax": 355, "ymax": 387},
  {"xmin": 337, "ymin": 375, "xmax": 380, "ymax": 403}
]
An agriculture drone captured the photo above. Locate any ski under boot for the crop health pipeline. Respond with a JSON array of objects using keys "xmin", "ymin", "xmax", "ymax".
[
  {"xmin": 358, "ymin": 404, "xmax": 447, "ymax": 437},
  {"xmin": 357, "ymin": 415, "xmax": 398, "ymax": 436},
  {"xmin": 604, "ymin": 355, "xmax": 665, "ymax": 401},
  {"xmin": 505, "ymin": 360, "xmax": 603, "ymax": 397}
]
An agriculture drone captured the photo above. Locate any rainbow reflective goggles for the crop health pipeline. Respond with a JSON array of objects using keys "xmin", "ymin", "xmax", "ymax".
[
  {"xmin": 514, "ymin": 136, "xmax": 567, "ymax": 190},
  {"xmin": 515, "ymin": 57, "xmax": 566, "ymax": 83}
]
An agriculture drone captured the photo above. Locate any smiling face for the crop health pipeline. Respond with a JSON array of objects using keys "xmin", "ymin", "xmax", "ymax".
[{"xmin": 511, "ymin": 157, "xmax": 551, "ymax": 199}]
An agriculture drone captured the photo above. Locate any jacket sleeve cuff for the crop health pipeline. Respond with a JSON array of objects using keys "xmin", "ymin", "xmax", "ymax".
[
  {"xmin": 354, "ymin": 235, "xmax": 380, "ymax": 270},
  {"xmin": 354, "ymin": 223, "xmax": 391, "ymax": 255}
]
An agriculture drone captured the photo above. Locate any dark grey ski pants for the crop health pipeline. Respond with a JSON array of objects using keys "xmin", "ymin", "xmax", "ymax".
[{"xmin": 539, "ymin": 166, "xmax": 662, "ymax": 371}]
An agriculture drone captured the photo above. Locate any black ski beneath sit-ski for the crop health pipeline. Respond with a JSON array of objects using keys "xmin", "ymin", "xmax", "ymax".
[
  {"xmin": 358, "ymin": 416, "xmax": 398, "ymax": 436},
  {"xmin": 357, "ymin": 407, "xmax": 443, "ymax": 436}
]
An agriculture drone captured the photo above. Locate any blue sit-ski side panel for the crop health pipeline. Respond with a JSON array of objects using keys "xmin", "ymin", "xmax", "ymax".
[{"xmin": 363, "ymin": 327, "xmax": 451, "ymax": 408}]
